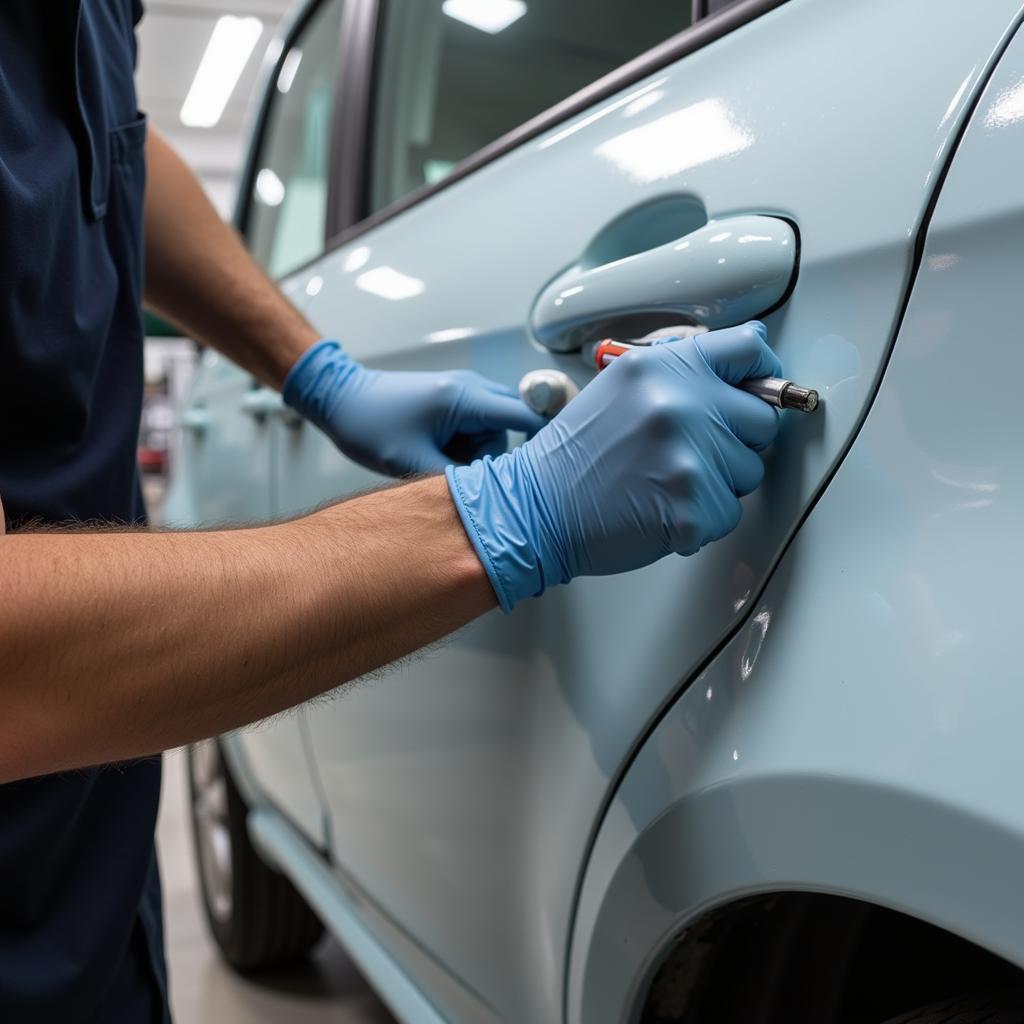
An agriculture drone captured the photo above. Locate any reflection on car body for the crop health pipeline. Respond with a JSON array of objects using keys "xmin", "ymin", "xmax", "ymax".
[{"xmin": 168, "ymin": 1, "xmax": 1024, "ymax": 1020}]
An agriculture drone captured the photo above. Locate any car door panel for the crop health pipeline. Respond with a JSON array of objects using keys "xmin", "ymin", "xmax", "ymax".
[
  {"xmin": 274, "ymin": 1, "xmax": 1022, "ymax": 1019},
  {"xmin": 166, "ymin": 351, "xmax": 276, "ymax": 528},
  {"xmin": 571, "ymin": 21, "xmax": 1024, "ymax": 1015}
]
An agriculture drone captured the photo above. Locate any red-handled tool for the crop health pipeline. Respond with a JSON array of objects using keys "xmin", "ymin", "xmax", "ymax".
[
  {"xmin": 594, "ymin": 339, "xmax": 637, "ymax": 369},
  {"xmin": 594, "ymin": 339, "xmax": 819, "ymax": 412}
]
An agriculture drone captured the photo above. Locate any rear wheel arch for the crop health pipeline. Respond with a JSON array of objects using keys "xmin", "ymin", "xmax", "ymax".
[
  {"xmin": 636, "ymin": 892, "xmax": 1024, "ymax": 1024},
  {"xmin": 568, "ymin": 773, "xmax": 1024, "ymax": 1023}
]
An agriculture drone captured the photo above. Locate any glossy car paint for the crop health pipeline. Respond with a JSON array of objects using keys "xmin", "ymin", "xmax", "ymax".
[
  {"xmin": 569, "ymin": 30, "xmax": 1024, "ymax": 1018},
  {"xmin": 165, "ymin": 0, "xmax": 1024, "ymax": 1019},
  {"xmin": 530, "ymin": 214, "xmax": 796, "ymax": 353},
  {"xmin": 287, "ymin": 3, "xmax": 1021, "ymax": 1020}
]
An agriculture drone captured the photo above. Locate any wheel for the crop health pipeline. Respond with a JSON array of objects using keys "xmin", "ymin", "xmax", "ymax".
[
  {"xmin": 187, "ymin": 739, "xmax": 323, "ymax": 970},
  {"xmin": 880, "ymin": 991, "xmax": 1024, "ymax": 1023}
]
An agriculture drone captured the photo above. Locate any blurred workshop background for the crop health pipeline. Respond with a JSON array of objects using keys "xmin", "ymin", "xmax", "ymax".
[
  {"xmin": 136, "ymin": 3, "xmax": 394, "ymax": 1019},
  {"xmin": 135, "ymin": 0, "xmax": 283, "ymax": 524}
]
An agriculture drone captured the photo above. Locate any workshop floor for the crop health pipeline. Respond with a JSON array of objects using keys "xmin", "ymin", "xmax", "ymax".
[{"xmin": 157, "ymin": 748, "xmax": 397, "ymax": 1023}]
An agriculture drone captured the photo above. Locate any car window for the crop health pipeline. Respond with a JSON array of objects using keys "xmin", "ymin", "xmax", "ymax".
[
  {"xmin": 368, "ymin": 0, "xmax": 692, "ymax": 214},
  {"xmin": 247, "ymin": 0, "xmax": 344, "ymax": 278}
]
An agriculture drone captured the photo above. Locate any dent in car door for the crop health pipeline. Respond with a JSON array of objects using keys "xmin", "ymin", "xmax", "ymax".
[{"xmin": 279, "ymin": 2, "xmax": 1022, "ymax": 1020}]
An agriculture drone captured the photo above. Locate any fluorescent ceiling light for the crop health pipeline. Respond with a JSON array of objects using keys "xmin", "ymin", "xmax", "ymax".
[
  {"xmin": 596, "ymin": 99, "xmax": 754, "ymax": 183},
  {"xmin": 425, "ymin": 327, "xmax": 474, "ymax": 343},
  {"xmin": 342, "ymin": 246, "xmax": 371, "ymax": 273},
  {"xmin": 986, "ymin": 80, "xmax": 1024, "ymax": 128},
  {"xmin": 277, "ymin": 48, "xmax": 303, "ymax": 94},
  {"xmin": 538, "ymin": 78, "xmax": 667, "ymax": 151},
  {"xmin": 180, "ymin": 15, "xmax": 263, "ymax": 128},
  {"xmin": 255, "ymin": 168, "xmax": 285, "ymax": 207},
  {"xmin": 355, "ymin": 266, "xmax": 425, "ymax": 301},
  {"xmin": 442, "ymin": 0, "xmax": 526, "ymax": 34}
]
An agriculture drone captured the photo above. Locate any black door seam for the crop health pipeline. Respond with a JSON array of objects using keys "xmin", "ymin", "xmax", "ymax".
[{"xmin": 325, "ymin": 0, "xmax": 380, "ymax": 238}]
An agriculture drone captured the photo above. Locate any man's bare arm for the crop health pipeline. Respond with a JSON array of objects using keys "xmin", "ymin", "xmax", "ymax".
[
  {"xmin": 142, "ymin": 127, "xmax": 315, "ymax": 387},
  {"xmin": 0, "ymin": 478, "xmax": 494, "ymax": 784}
]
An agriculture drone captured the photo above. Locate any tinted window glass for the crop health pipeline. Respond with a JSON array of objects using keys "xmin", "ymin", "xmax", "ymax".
[
  {"xmin": 369, "ymin": 1, "xmax": 690, "ymax": 213},
  {"xmin": 247, "ymin": 0, "xmax": 343, "ymax": 277}
]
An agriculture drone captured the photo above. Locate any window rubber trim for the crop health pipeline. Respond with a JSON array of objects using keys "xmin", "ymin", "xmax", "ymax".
[
  {"xmin": 234, "ymin": 0, "xmax": 344, "ymax": 246},
  {"xmin": 325, "ymin": 0, "xmax": 381, "ymax": 238},
  {"xmin": 317, "ymin": 0, "xmax": 789, "ymax": 256}
]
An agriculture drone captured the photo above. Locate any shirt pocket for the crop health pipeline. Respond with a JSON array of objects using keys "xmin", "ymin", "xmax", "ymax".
[
  {"xmin": 105, "ymin": 114, "xmax": 149, "ymax": 307},
  {"xmin": 110, "ymin": 113, "xmax": 148, "ymax": 168},
  {"xmin": 107, "ymin": 111, "xmax": 148, "ymax": 223}
]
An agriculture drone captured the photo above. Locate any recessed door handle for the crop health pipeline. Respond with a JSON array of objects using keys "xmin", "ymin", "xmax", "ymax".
[
  {"xmin": 530, "ymin": 215, "xmax": 797, "ymax": 353},
  {"xmin": 240, "ymin": 388, "xmax": 302, "ymax": 427},
  {"xmin": 181, "ymin": 407, "xmax": 211, "ymax": 432}
]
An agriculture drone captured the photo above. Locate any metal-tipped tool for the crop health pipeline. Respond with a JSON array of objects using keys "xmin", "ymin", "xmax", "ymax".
[
  {"xmin": 739, "ymin": 377, "xmax": 819, "ymax": 412},
  {"xmin": 593, "ymin": 339, "xmax": 820, "ymax": 413}
]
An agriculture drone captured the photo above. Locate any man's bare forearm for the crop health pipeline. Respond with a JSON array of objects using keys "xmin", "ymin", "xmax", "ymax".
[
  {"xmin": 143, "ymin": 127, "xmax": 316, "ymax": 387},
  {"xmin": 0, "ymin": 478, "xmax": 494, "ymax": 784}
]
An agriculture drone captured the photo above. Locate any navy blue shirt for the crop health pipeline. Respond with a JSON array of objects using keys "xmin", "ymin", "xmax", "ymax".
[{"xmin": 0, "ymin": 2, "xmax": 169, "ymax": 1020}]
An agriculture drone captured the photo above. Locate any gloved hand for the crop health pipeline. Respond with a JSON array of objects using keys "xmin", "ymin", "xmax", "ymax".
[
  {"xmin": 446, "ymin": 322, "xmax": 783, "ymax": 612},
  {"xmin": 283, "ymin": 340, "xmax": 548, "ymax": 477}
]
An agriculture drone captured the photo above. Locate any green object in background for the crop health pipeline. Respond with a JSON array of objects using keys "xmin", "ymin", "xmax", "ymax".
[{"xmin": 143, "ymin": 309, "xmax": 182, "ymax": 338}]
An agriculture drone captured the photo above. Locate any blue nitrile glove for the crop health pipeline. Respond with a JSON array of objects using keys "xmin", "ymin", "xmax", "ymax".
[
  {"xmin": 445, "ymin": 321, "xmax": 782, "ymax": 612},
  {"xmin": 283, "ymin": 341, "xmax": 548, "ymax": 477}
]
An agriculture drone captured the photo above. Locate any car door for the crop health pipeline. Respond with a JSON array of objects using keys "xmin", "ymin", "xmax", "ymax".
[
  {"xmin": 273, "ymin": 0, "xmax": 1023, "ymax": 1019},
  {"xmin": 166, "ymin": 0, "xmax": 347, "ymax": 845},
  {"xmin": 167, "ymin": 0, "xmax": 345, "ymax": 527}
]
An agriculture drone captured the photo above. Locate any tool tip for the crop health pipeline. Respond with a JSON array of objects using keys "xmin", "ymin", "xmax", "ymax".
[{"xmin": 781, "ymin": 384, "xmax": 819, "ymax": 412}]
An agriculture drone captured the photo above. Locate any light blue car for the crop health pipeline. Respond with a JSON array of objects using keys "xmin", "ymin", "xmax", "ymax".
[{"xmin": 168, "ymin": 0, "xmax": 1024, "ymax": 1020}]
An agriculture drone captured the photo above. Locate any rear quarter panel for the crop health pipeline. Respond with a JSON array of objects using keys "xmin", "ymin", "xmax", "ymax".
[{"xmin": 569, "ymin": 26, "xmax": 1024, "ymax": 1020}]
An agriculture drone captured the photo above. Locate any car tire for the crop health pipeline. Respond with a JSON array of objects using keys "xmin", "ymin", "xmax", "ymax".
[
  {"xmin": 187, "ymin": 738, "xmax": 324, "ymax": 971},
  {"xmin": 880, "ymin": 991, "xmax": 1024, "ymax": 1023}
]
